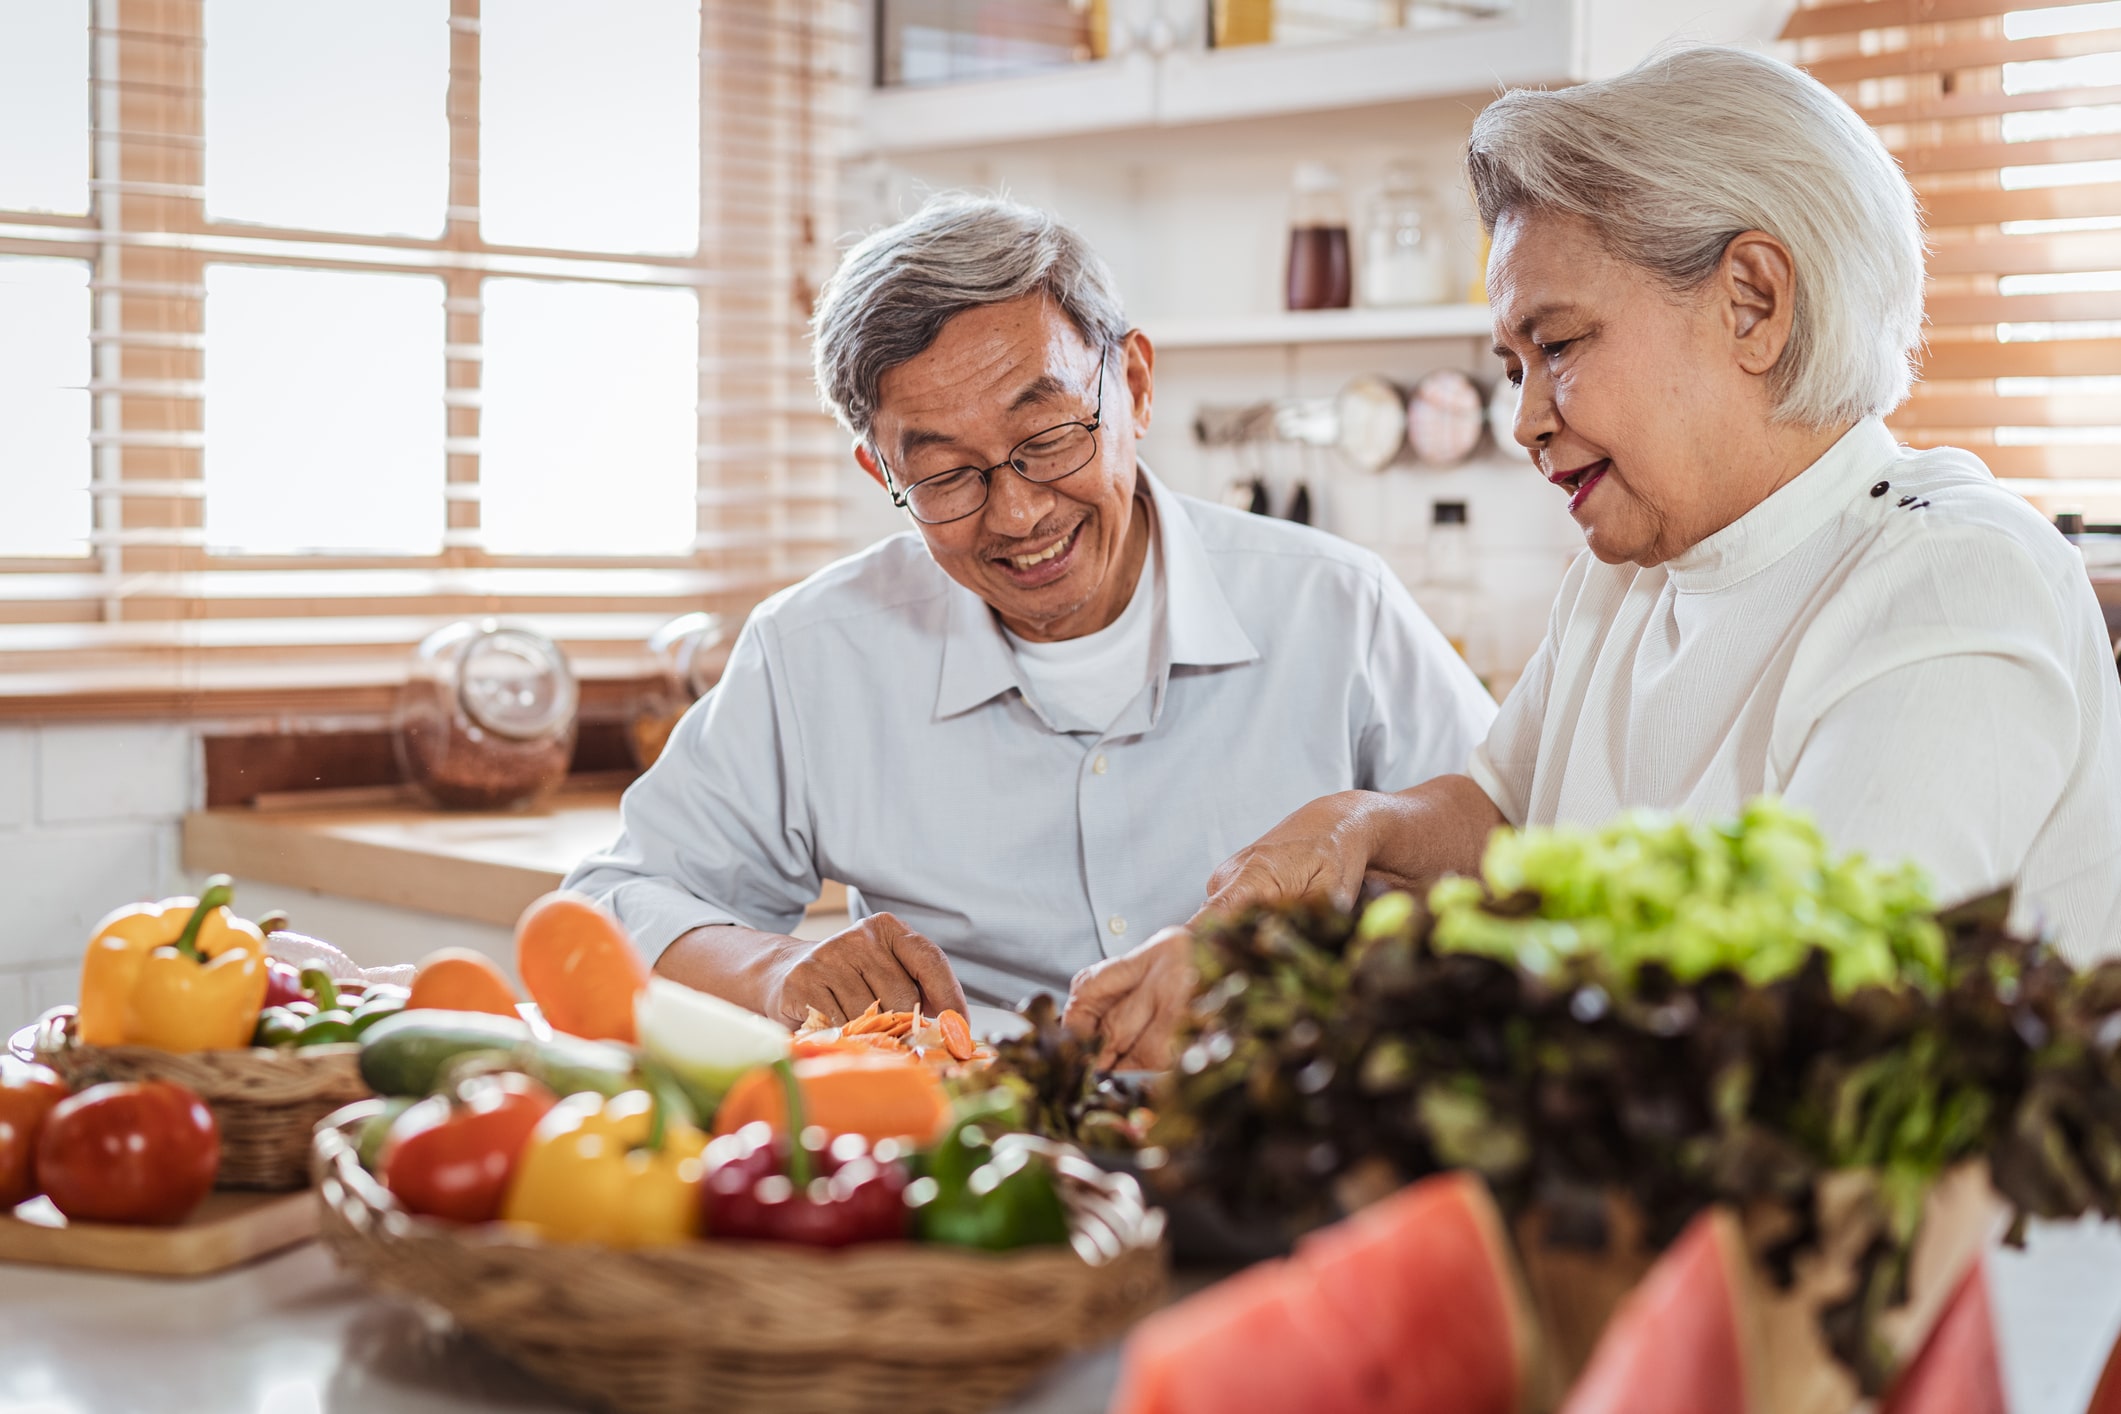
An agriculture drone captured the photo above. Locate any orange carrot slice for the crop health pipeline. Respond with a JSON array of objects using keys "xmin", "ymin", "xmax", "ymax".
[
  {"xmin": 406, "ymin": 948, "xmax": 520, "ymax": 1017},
  {"xmin": 513, "ymin": 891, "xmax": 649, "ymax": 1043},
  {"xmin": 937, "ymin": 1009, "xmax": 975, "ymax": 1062}
]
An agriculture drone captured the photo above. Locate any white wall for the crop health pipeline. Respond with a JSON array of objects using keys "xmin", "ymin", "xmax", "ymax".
[{"xmin": 0, "ymin": 724, "xmax": 196, "ymax": 1041}]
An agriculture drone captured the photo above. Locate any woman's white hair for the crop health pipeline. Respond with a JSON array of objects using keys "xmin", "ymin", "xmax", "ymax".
[{"xmin": 1466, "ymin": 46, "xmax": 1924, "ymax": 429}]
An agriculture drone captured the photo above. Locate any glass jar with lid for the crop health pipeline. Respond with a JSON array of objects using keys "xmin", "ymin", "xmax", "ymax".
[
  {"xmin": 628, "ymin": 611, "xmax": 726, "ymax": 770},
  {"xmin": 1286, "ymin": 161, "xmax": 1352, "ymax": 311},
  {"xmin": 1360, "ymin": 162, "xmax": 1453, "ymax": 307},
  {"xmin": 396, "ymin": 619, "xmax": 579, "ymax": 810}
]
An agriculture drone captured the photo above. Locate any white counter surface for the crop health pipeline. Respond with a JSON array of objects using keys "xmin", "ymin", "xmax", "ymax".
[{"xmin": 4, "ymin": 1217, "xmax": 2121, "ymax": 1413}]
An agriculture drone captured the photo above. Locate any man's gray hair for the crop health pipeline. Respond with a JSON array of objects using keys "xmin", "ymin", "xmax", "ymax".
[
  {"xmin": 1466, "ymin": 46, "xmax": 1924, "ymax": 429},
  {"xmin": 811, "ymin": 193, "xmax": 1129, "ymax": 440}
]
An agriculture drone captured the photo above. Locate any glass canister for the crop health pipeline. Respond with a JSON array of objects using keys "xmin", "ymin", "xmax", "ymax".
[
  {"xmin": 1286, "ymin": 161, "xmax": 1352, "ymax": 311},
  {"xmin": 396, "ymin": 619, "xmax": 579, "ymax": 810},
  {"xmin": 628, "ymin": 611, "xmax": 726, "ymax": 770},
  {"xmin": 1360, "ymin": 163, "xmax": 1452, "ymax": 307}
]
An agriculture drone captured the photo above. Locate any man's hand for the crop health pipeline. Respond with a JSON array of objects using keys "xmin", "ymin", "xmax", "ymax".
[
  {"xmin": 1198, "ymin": 790, "xmax": 1381, "ymax": 924},
  {"xmin": 1062, "ymin": 926, "xmax": 1196, "ymax": 1071},
  {"xmin": 761, "ymin": 912, "xmax": 967, "ymax": 1027}
]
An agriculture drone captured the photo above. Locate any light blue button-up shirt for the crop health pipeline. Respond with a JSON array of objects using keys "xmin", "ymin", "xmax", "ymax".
[{"xmin": 565, "ymin": 470, "xmax": 1495, "ymax": 1005}]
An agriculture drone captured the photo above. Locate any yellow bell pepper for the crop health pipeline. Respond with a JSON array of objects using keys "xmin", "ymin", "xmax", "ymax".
[
  {"xmin": 500, "ymin": 1088, "xmax": 708, "ymax": 1248},
  {"xmin": 76, "ymin": 875, "xmax": 269, "ymax": 1052}
]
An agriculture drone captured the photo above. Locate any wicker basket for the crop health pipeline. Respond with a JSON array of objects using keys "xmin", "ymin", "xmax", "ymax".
[
  {"xmin": 32, "ymin": 1006, "xmax": 369, "ymax": 1191},
  {"xmin": 313, "ymin": 1102, "xmax": 1169, "ymax": 1414}
]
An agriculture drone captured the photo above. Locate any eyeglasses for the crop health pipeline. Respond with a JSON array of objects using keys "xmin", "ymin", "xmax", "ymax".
[{"xmin": 876, "ymin": 348, "xmax": 1106, "ymax": 526}]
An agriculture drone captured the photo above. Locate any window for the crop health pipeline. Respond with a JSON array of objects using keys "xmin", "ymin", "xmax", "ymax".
[
  {"xmin": 0, "ymin": 0, "xmax": 856, "ymax": 715},
  {"xmin": 1786, "ymin": 0, "xmax": 2121, "ymax": 520}
]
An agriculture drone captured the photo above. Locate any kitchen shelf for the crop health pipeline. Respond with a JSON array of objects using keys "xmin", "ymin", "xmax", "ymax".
[{"xmin": 1149, "ymin": 303, "xmax": 1493, "ymax": 350}]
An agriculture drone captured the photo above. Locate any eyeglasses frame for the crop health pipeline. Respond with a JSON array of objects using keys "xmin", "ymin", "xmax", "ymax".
[{"xmin": 873, "ymin": 346, "xmax": 1109, "ymax": 526}]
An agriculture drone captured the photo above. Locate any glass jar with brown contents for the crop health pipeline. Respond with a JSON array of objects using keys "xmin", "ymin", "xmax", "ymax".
[{"xmin": 396, "ymin": 620, "xmax": 578, "ymax": 810}]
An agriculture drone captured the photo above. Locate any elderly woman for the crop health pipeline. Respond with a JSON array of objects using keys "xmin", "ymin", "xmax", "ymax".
[{"xmin": 1068, "ymin": 45, "xmax": 2121, "ymax": 1063}]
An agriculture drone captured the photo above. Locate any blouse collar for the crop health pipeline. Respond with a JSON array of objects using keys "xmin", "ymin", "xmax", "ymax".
[{"xmin": 1664, "ymin": 417, "xmax": 1900, "ymax": 594}]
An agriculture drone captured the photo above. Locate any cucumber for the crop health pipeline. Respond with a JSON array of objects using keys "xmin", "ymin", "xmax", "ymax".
[
  {"xmin": 357, "ymin": 1008, "xmax": 637, "ymax": 1099},
  {"xmin": 521, "ymin": 1031, "xmax": 637, "ymax": 1100},
  {"xmin": 358, "ymin": 1010, "xmax": 533, "ymax": 1095}
]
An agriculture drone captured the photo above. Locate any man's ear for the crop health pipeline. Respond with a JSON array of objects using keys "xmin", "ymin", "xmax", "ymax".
[
  {"xmin": 853, "ymin": 439, "xmax": 887, "ymax": 491},
  {"xmin": 1123, "ymin": 328, "xmax": 1155, "ymax": 437},
  {"xmin": 1721, "ymin": 231, "xmax": 1797, "ymax": 379}
]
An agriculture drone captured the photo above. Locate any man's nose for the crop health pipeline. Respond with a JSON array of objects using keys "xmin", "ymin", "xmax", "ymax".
[{"xmin": 983, "ymin": 462, "xmax": 1055, "ymax": 536}]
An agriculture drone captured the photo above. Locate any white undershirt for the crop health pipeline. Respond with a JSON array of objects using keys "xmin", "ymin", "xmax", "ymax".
[
  {"xmin": 1470, "ymin": 417, "xmax": 2121, "ymax": 962},
  {"xmin": 1004, "ymin": 526, "xmax": 1163, "ymax": 735}
]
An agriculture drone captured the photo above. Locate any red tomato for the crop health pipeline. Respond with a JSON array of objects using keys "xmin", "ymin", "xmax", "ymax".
[
  {"xmin": 0, "ymin": 1060, "xmax": 69, "ymax": 1209},
  {"xmin": 382, "ymin": 1072, "xmax": 555, "ymax": 1223},
  {"xmin": 37, "ymin": 1080, "xmax": 219, "ymax": 1225}
]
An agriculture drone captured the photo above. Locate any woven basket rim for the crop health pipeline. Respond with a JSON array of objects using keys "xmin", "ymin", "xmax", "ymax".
[
  {"xmin": 313, "ymin": 1098, "xmax": 1166, "ymax": 1271},
  {"xmin": 32, "ymin": 1004, "xmax": 362, "ymax": 1066}
]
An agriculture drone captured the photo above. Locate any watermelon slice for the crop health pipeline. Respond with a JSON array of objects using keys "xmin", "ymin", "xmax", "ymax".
[
  {"xmin": 1878, "ymin": 1261, "xmax": 2006, "ymax": 1414},
  {"xmin": 1560, "ymin": 1208, "xmax": 1755, "ymax": 1414},
  {"xmin": 2091, "ymin": 1320, "xmax": 2121, "ymax": 1414},
  {"xmin": 1110, "ymin": 1261, "xmax": 1374, "ymax": 1414},
  {"xmin": 1111, "ymin": 1172, "xmax": 1542, "ymax": 1414},
  {"xmin": 1294, "ymin": 1170, "xmax": 1544, "ymax": 1413}
]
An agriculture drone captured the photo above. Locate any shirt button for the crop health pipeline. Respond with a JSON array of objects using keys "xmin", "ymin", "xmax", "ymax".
[
  {"xmin": 1108, "ymin": 915, "xmax": 1127, "ymax": 937},
  {"xmin": 1092, "ymin": 754, "xmax": 1109, "ymax": 775}
]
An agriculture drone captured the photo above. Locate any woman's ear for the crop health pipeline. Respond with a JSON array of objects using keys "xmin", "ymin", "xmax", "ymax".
[{"xmin": 1720, "ymin": 231, "xmax": 1798, "ymax": 378}]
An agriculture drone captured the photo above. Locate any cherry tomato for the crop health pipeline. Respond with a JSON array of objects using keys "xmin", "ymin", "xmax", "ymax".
[
  {"xmin": 382, "ymin": 1072, "xmax": 555, "ymax": 1223},
  {"xmin": 0, "ymin": 1060, "xmax": 68, "ymax": 1209},
  {"xmin": 37, "ymin": 1080, "xmax": 219, "ymax": 1225}
]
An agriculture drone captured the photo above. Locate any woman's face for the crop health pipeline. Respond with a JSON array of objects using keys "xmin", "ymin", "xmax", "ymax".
[{"xmin": 1487, "ymin": 209, "xmax": 1774, "ymax": 567}]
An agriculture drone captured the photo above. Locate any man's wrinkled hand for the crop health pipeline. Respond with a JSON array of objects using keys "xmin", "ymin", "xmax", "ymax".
[
  {"xmin": 1198, "ymin": 790, "xmax": 1378, "ymax": 926},
  {"xmin": 1061, "ymin": 926, "xmax": 1196, "ymax": 1071},
  {"xmin": 763, "ymin": 912, "xmax": 967, "ymax": 1027}
]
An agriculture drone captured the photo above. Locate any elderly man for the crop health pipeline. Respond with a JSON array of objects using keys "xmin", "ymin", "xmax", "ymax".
[{"xmin": 565, "ymin": 195, "xmax": 1492, "ymax": 1059}]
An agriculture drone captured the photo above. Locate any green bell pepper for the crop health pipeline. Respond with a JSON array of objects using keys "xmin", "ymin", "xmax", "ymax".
[{"xmin": 911, "ymin": 1092, "xmax": 1068, "ymax": 1252}]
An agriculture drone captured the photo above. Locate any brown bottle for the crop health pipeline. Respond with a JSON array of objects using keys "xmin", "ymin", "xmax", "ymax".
[{"xmin": 1286, "ymin": 162, "xmax": 1351, "ymax": 311}]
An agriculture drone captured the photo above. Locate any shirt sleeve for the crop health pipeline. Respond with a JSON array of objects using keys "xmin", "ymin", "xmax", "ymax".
[
  {"xmin": 562, "ymin": 613, "xmax": 822, "ymax": 962},
  {"xmin": 1773, "ymin": 529, "xmax": 2078, "ymax": 925},
  {"xmin": 1354, "ymin": 562, "xmax": 1497, "ymax": 793}
]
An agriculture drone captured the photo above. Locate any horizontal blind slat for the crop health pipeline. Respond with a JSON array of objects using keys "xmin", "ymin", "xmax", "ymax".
[
  {"xmin": 1919, "ymin": 338, "xmax": 2121, "ymax": 379},
  {"xmin": 1801, "ymin": 27, "xmax": 2121, "ymax": 86}
]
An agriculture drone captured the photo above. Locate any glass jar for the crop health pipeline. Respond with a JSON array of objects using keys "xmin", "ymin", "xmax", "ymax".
[
  {"xmin": 628, "ymin": 611, "xmax": 726, "ymax": 770},
  {"xmin": 396, "ymin": 619, "xmax": 578, "ymax": 810},
  {"xmin": 1360, "ymin": 163, "xmax": 1452, "ymax": 307},
  {"xmin": 1286, "ymin": 161, "xmax": 1351, "ymax": 311}
]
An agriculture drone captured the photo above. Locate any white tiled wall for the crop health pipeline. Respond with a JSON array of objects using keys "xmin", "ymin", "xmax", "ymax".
[{"xmin": 0, "ymin": 724, "xmax": 198, "ymax": 1043}]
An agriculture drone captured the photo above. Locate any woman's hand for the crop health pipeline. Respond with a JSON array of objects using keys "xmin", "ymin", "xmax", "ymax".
[
  {"xmin": 1198, "ymin": 790, "xmax": 1382, "ymax": 922},
  {"xmin": 1062, "ymin": 926, "xmax": 1196, "ymax": 1071}
]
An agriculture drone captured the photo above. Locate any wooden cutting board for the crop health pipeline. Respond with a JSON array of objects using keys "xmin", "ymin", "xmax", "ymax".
[{"xmin": 0, "ymin": 1189, "xmax": 317, "ymax": 1276}]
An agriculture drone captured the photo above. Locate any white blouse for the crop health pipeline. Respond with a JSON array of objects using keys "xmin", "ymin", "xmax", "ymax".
[{"xmin": 1471, "ymin": 417, "xmax": 2121, "ymax": 962}]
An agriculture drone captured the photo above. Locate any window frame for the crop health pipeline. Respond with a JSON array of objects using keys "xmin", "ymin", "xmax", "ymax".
[{"xmin": 0, "ymin": 0, "xmax": 856, "ymax": 720}]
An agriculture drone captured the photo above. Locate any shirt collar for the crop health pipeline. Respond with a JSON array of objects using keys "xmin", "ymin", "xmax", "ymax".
[
  {"xmin": 932, "ymin": 464, "xmax": 1259, "ymax": 722},
  {"xmin": 1664, "ymin": 417, "xmax": 1900, "ymax": 594}
]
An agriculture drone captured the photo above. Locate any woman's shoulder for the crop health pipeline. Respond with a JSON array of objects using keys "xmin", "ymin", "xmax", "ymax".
[{"xmin": 1849, "ymin": 442, "xmax": 2084, "ymax": 600}]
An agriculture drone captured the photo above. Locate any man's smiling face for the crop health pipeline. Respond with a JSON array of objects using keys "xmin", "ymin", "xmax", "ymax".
[{"xmin": 857, "ymin": 295, "xmax": 1154, "ymax": 643}]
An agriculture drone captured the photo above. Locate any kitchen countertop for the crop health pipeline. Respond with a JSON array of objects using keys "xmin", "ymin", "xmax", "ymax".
[
  {"xmin": 4, "ymin": 1216, "xmax": 2121, "ymax": 1413},
  {"xmin": 182, "ymin": 786, "xmax": 846, "ymax": 930}
]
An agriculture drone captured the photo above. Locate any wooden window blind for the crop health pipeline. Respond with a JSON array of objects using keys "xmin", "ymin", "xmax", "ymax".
[
  {"xmin": 1784, "ymin": 0, "xmax": 2121, "ymax": 520},
  {"xmin": 0, "ymin": 0, "xmax": 857, "ymax": 718}
]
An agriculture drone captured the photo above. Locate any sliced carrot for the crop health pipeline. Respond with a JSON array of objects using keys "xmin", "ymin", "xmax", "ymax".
[
  {"xmin": 514, "ymin": 891, "xmax": 649, "ymax": 1043},
  {"xmin": 406, "ymin": 948, "xmax": 520, "ymax": 1017},
  {"xmin": 937, "ymin": 1009, "xmax": 975, "ymax": 1062}
]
